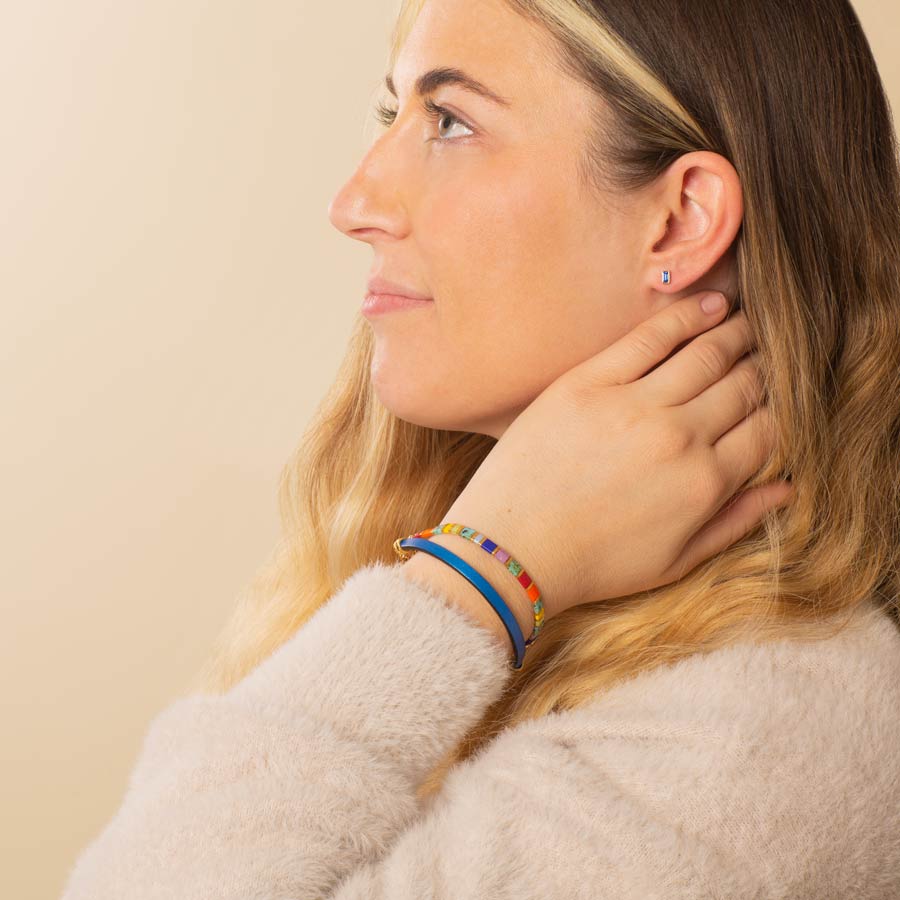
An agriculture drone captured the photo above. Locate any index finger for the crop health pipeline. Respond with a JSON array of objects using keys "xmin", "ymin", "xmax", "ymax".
[
  {"xmin": 642, "ymin": 306, "xmax": 755, "ymax": 406},
  {"xmin": 586, "ymin": 292, "xmax": 732, "ymax": 387}
]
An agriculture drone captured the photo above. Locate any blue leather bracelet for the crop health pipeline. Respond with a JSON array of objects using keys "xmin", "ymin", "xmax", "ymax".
[{"xmin": 398, "ymin": 536, "xmax": 527, "ymax": 669}]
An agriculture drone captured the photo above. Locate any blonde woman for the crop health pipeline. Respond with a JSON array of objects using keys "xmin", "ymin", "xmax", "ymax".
[{"xmin": 61, "ymin": 0, "xmax": 900, "ymax": 897}]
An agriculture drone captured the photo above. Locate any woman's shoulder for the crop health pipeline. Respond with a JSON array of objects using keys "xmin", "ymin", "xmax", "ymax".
[
  {"xmin": 470, "ymin": 598, "xmax": 899, "ymax": 864},
  {"xmin": 449, "ymin": 601, "xmax": 900, "ymax": 895},
  {"xmin": 515, "ymin": 596, "xmax": 900, "ymax": 749},
  {"xmin": 648, "ymin": 597, "xmax": 898, "ymax": 720}
]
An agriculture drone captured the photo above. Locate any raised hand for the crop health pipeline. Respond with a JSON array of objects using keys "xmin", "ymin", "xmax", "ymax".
[{"xmin": 440, "ymin": 291, "xmax": 792, "ymax": 621}]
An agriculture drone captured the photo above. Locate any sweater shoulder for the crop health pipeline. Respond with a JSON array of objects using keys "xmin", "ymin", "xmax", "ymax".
[
  {"xmin": 458, "ymin": 598, "xmax": 900, "ymax": 888},
  {"xmin": 506, "ymin": 596, "xmax": 900, "ymax": 752}
]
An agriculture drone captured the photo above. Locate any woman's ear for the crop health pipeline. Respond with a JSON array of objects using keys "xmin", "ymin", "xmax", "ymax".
[{"xmin": 642, "ymin": 150, "xmax": 744, "ymax": 296}]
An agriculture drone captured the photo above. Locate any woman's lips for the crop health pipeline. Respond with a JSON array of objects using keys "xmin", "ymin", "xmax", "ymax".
[
  {"xmin": 361, "ymin": 292, "xmax": 435, "ymax": 316},
  {"xmin": 366, "ymin": 276, "xmax": 432, "ymax": 300}
]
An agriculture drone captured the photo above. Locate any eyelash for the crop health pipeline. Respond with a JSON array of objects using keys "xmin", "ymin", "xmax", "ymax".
[{"xmin": 373, "ymin": 97, "xmax": 475, "ymax": 142}]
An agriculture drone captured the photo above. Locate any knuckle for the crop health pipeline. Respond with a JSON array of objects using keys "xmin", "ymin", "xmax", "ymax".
[
  {"xmin": 560, "ymin": 370, "xmax": 599, "ymax": 407},
  {"xmin": 692, "ymin": 340, "xmax": 728, "ymax": 380},
  {"xmin": 654, "ymin": 419, "xmax": 695, "ymax": 459},
  {"xmin": 632, "ymin": 322, "xmax": 668, "ymax": 360},
  {"xmin": 691, "ymin": 459, "xmax": 727, "ymax": 509},
  {"xmin": 673, "ymin": 301, "xmax": 701, "ymax": 331},
  {"xmin": 737, "ymin": 353, "xmax": 764, "ymax": 403}
]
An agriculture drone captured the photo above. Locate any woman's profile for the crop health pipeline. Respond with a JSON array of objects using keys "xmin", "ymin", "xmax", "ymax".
[{"xmin": 61, "ymin": 0, "xmax": 900, "ymax": 897}]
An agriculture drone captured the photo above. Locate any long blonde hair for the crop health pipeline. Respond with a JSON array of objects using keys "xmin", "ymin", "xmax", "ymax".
[{"xmin": 188, "ymin": 0, "xmax": 900, "ymax": 801}]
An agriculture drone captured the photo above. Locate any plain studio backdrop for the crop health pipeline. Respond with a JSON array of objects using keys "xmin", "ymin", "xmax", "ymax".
[{"xmin": 1, "ymin": 2, "xmax": 897, "ymax": 897}]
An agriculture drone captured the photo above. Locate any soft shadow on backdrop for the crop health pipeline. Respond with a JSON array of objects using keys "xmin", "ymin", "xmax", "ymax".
[{"xmin": 1, "ymin": 2, "xmax": 896, "ymax": 898}]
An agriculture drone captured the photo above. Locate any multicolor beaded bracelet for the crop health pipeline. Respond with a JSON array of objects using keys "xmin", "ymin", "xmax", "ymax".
[{"xmin": 393, "ymin": 522, "xmax": 545, "ymax": 647}]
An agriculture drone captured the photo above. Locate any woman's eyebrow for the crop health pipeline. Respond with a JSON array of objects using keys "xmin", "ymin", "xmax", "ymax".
[{"xmin": 384, "ymin": 66, "xmax": 513, "ymax": 108}]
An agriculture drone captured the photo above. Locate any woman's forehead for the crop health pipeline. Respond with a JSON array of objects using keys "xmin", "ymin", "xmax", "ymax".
[{"xmin": 391, "ymin": 0, "xmax": 564, "ymax": 107}]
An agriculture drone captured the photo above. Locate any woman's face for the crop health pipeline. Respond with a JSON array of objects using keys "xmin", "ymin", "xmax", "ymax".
[{"xmin": 328, "ymin": 0, "xmax": 671, "ymax": 438}]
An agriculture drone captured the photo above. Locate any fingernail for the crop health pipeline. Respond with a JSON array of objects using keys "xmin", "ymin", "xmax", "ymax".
[{"xmin": 701, "ymin": 292, "xmax": 726, "ymax": 314}]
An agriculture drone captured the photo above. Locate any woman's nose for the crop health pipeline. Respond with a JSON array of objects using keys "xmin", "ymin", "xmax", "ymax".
[{"xmin": 327, "ymin": 138, "xmax": 410, "ymax": 243}]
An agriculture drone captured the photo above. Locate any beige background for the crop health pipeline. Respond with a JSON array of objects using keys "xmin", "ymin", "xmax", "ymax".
[{"xmin": 2, "ymin": 2, "xmax": 896, "ymax": 897}]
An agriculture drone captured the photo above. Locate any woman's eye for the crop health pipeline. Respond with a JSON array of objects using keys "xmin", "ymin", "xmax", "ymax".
[{"xmin": 372, "ymin": 99, "xmax": 475, "ymax": 142}]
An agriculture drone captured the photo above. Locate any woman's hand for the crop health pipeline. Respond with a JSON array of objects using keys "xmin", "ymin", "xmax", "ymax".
[{"xmin": 440, "ymin": 291, "xmax": 793, "ymax": 622}]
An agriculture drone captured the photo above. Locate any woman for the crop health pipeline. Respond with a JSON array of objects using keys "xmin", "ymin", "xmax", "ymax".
[{"xmin": 61, "ymin": 0, "xmax": 900, "ymax": 897}]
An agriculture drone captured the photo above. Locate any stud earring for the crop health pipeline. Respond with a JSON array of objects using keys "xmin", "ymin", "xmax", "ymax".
[{"xmin": 661, "ymin": 270, "xmax": 671, "ymax": 285}]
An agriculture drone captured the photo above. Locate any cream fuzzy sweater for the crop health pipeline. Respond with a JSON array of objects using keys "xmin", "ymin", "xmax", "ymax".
[{"xmin": 60, "ymin": 560, "xmax": 900, "ymax": 899}]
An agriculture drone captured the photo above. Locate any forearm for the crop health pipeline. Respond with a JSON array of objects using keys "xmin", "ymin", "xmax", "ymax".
[{"xmin": 397, "ymin": 531, "xmax": 537, "ymax": 664}]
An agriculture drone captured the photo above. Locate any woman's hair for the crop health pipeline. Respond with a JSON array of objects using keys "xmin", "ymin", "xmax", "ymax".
[{"xmin": 188, "ymin": 0, "xmax": 900, "ymax": 801}]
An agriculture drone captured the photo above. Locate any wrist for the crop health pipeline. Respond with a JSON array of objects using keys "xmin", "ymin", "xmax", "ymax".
[{"xmin": 398, "ymin": 532, "xmax": 536, "ymax": 659}]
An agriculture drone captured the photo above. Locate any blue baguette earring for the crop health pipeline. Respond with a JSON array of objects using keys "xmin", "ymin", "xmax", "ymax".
[{"xmin": 661, "ymin": 270, "xmax": 671, "ymax": 284}]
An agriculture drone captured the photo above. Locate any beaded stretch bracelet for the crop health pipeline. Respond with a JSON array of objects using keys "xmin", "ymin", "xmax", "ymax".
[{"xmin": 393, "ymin": 522, "xmax": 545, "ymax": 647}]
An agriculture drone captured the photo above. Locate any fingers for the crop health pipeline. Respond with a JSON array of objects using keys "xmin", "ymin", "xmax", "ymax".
[
  {"xmin": 683, "ymin": 351, "xmax": 766, "ymax": 445},
  {"xmin": 712, "ymin": 403, "xmax": 778, "ymax": 497},
  {"xmin": 583, "ymin": 292, "xmax": 732, "ymax": 387},
  {"xmin": 669, "ymin": 479, "xmax": 794, "ymax": 582},
  {"xmin": 642, "ymin": 308, "xmax": 757, "ymax": 406}
]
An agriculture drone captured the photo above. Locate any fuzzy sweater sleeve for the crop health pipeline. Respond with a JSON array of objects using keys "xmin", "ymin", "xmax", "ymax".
[
  {"xmin": 59, "ymin": 560, "xmax": 516, "ymax": 899},
  {"xmin": 59, "ymin": 560, "xmax": 900, "ymax": 899}
]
